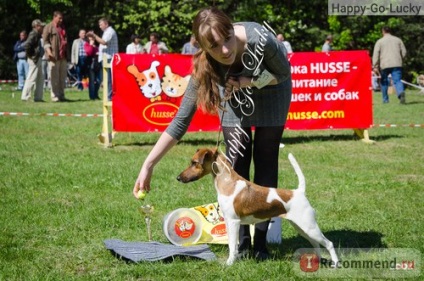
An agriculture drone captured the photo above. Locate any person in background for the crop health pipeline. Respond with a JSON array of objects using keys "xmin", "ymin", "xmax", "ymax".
[
  {"xmin": 144, "ymin": 32, "xmax": 168, "ymax": 54},
  {"xmin": 276, "ymin": 33, "xmax": 293, "ymax": 54},
  {"xmin": 371, "ymin": 68, "xmax": 380, "ymax": 91},
  {"xmin": 13, "ymin": 30, "xmax": 29, "ymax": 91},
  {"xmin": 126, "ymin": 34, "xmax": 144, "ymax": 54},
  {"xmin": 132, "ymin": 7, "xmax": 291, "ymax": 261},
  {"xmin": 40, "ymin": 38, "xmax": 50, "ymax": 90},
  {"xmin": 372, "ymin": 26, "xmax": 407, "ymax": 104},
  {"xmin": 43, "ymin": 11, "xmax": 68, "ymax": 102},
  {"xmin": 71, "ymin": 29, "xmax": 88, "ymax": 91},
  {"xmin": 21, "ymin": 19, "xmax": 45, "ymax": 102},
  {"xmin": 84, "ymin": 32, "xmax": 101, "ymax": 100},
  {"xmin": 181, "ymin": 34, "xmax": 199, "ymax": 54},
  {"xmin": 322, "ymin": 35, "xmax": 333, "ymax": 52},
  {"xmin": 87, "ymin": 18, "xmax": 118, "ymax": 101}
]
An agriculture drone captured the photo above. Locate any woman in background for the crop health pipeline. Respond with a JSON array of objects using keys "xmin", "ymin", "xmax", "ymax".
[
  {"xmin": 126, "ymin": 34, "xmax": 144, "ymax": 54},
  {"xmin": 84, "ymin": 32, "xmax": 100, "ymax": 100}
]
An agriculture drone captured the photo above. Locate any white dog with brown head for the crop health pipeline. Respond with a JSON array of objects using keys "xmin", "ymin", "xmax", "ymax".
[{"xmin": 177, "ymin": 148, "xmax": 339, "ymax": 266}]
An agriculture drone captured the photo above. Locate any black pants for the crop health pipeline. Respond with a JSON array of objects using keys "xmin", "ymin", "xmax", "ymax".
[{"xmin": 222, "ymin": 125, "xmax": 284, "ymax": 253}]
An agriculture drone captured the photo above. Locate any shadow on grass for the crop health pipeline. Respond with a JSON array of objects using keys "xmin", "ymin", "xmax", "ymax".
[
  {"xmin": 282, "ymin": 134, "xmax": 403, "ymax": 144},
  {"xmin": 404, "ymin": 101, "xmax": 424, "ymax": 105},
  {"xmin": 107, "ymin": 251, "xmax": 210, "ymax": 264},
  {"xmin": 57, "ymin": 98, "xmax": 89, "ymax": 103},
  {"xmin": 114, "ymin": 138, "xmax": 217, "ymax": 148},
  {"xmin": 273, "ymin": 229, "xmax": 386, "ymax": 258},
  {"xmin": 105, "ymin": 229, "xmax": 385, "ymax": 264},
  {"xmin": 112, "ymin": 131, "xmax": 403, "ymax": 147}
]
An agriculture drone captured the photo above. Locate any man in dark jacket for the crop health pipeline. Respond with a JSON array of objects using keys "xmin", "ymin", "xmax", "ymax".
[
  {"xmin": 21, "ymin": 19, "xmax": 45, "ymax": 102},
  {"xmin": 13, "ymin": 31, "xmax": 29, "ymax": 90}
]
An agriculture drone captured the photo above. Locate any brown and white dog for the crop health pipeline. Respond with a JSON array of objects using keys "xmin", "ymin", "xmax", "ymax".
[{"xmin": 177, "ymin": 148, "xmax": 339, "ymax": 266}]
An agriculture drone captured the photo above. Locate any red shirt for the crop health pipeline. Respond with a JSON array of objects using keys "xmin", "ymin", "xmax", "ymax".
[
  {"xmin": 84, "ymin": 42, "xmax": 98, "ymax": 57},
  {"xmin": 149, "ymin": 43, "xmax": 159, "ymax": 54},
  {"xmin": 56, "ymin": 25, "xmax": 67, "ymax": 59}
]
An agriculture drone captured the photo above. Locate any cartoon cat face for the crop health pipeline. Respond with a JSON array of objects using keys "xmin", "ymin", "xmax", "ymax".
[
  {"xmin": 177, "ymin": 221, "xmax": 193, "ymax": 232},
  {"xmin": 161, "ymin": 65, "xmax": 191, "ymax": 98},
  {"xmin": 127, "ymin": 61, "xmax": 162, "ymax": 100}
]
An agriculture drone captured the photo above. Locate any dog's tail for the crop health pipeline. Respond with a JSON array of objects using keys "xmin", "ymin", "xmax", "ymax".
[{"xmin": 288, "ymin": 153, "xmax": 305, "ymax": 193}]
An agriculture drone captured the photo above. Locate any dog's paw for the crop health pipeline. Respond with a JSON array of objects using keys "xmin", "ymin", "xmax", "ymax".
[
  {"xmin": 330, "ymin": 260, "xmax": 340, "ymax": 269},
  {"xmin": 226, "ymin": 256, "xmax": 236, "ymax": 266}
]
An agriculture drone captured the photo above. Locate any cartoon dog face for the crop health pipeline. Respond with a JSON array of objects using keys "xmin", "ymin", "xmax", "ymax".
[
  {"xmin": 161, "ymin": 65, "xmax": 191, "ymax": 98},
  {"xmin": 194, "ymin": 203, "xmax": 223, "ymax": 225},
  {"xmin": 127, "ymin": 61, "xmax": 162, "ymax": 101}
]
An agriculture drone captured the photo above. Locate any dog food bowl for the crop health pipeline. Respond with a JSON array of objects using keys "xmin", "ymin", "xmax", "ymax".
[{"xmin": 163, "ymin": 208, "xmax": 203, "ymax": 246}]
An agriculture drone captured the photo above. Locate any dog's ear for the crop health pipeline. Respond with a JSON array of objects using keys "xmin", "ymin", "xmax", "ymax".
[{"xmin": 198, "ymin": 149, "xmax": 213, "ymax": 165}]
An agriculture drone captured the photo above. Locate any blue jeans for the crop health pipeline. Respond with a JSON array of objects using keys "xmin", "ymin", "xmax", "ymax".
[
  {"xmin": 76, "ymin": 56, "xmax": 87, "ymax": 90},
  {"xmin": 42, "ymin": 59, "xmax": 49, "ymax": 88},
  {"xmin": 380, "ymin": 67, "xmax": 404, "ymax": 103},
  {"xmin": 100, "ymin": 58, "xmax": 113, "ymax": 101},
  {"xmin": 16, "ymin": 59, "xmax": 29, "ymax": 90}
]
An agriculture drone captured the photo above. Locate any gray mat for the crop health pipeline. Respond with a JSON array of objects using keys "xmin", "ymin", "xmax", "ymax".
[{"xmin": 104, "ymin": 239, "xmax": 216, "ymax": 262}]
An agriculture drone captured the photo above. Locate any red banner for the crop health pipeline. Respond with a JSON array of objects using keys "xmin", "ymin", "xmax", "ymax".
[
  {"xmin": 112, "ymin": 51, "xmax": 372, "ymax": 132},
  {"xmin": 112, "ymin": 54, "xmax": 219, "ymax": 132},
  {"xmin": 287, "ymin": 50, "xmax": 372, "ymax": 130}
]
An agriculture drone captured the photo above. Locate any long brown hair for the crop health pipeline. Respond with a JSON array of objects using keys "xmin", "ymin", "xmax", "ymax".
[{"xmin": 192, "ymin": 7, "xmax": 234, "ymax": 114}]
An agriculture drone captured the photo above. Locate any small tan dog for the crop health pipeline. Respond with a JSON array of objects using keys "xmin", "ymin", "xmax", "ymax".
[{"xmin": 177, "ymin": 148, "xmax": 339, "ymax": 266}]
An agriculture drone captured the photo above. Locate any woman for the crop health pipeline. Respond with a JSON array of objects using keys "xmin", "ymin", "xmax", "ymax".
[
  {"xmin": 133, "ymin": 7, "xmax": 291, "ymax": 260},
  {"xmin": 126, "ymin": 34, "xmax": 145, "ymax": 54},
  {"xmin": 84, "ymin": 33, "xmax": 101, "ymax": 100}
]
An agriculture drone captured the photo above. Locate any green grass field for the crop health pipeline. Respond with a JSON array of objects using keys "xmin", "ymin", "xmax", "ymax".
[{"xmin": 0, "ymin": 86, "xmax": 423, "ymax": 280}]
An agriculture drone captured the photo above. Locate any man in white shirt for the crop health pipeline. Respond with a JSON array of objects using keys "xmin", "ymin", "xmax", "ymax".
[{"xmin": 87, "ymin": 18, "xmax": 118, "ymax": 101}]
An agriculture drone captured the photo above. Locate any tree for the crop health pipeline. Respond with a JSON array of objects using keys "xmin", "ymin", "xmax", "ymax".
[{"xmin": 1, "ymin": 0, "xmax": 423, "ymax": 82}]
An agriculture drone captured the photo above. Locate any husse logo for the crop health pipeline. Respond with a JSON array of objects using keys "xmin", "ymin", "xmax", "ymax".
[
  {"xmin": 210, "ymin": 224, "xmax": 227, "ymax": 237},
  {"xmin": 143, "ymin": 102, "xmax": 178, "ymax": 126}
]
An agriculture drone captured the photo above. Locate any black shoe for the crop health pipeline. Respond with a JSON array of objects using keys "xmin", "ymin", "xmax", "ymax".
[
  {"xmin": 236, "ymin": 248, "xmax": 251, "ymax": 260},
  {"xmin": 400, "ymin": 92, "xmax": 406, "ymax": 104},
  {"xmin": 253, "ymin": 250, "xmax": 271, "ymax": 262}
]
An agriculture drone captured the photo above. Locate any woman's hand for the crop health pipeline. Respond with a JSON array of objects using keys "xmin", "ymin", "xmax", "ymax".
[
  {"xmin": 224, "ymin": 76, "xmax": 240, "ymax": 99},
  {"xmin": 238, "ymin": 76, "xmax": 253, "ymax": 88},
  {"xmin": 131, "ymin": 132, "xmax": 179, "ymax": 198},
  {"xmin": 133, "ymin": 165, "xmax": 153, "ymax": 198}
]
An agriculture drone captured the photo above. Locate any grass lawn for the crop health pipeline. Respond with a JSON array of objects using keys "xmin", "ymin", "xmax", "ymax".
[{"xmin": 0, "ymin": 86, "xmax": 423, "ymax": 280}]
